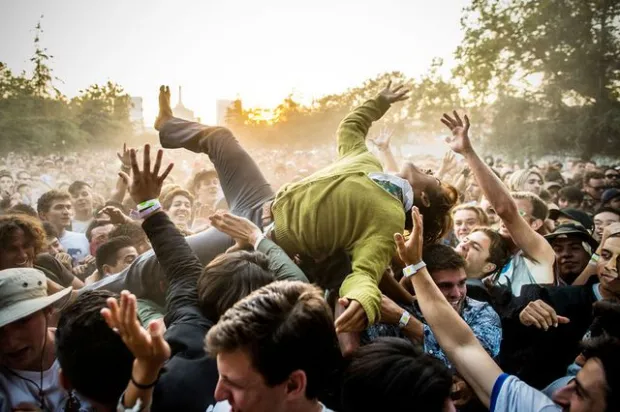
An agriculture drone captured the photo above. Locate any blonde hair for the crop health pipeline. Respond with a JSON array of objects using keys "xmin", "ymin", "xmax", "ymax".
[
  {"xmin": 451, "ymin": 204, "xmax": 490, "ymax": 226},
  {"xmin": 507, "ymin": 169, "xmax": 544, "ymax": 192}
]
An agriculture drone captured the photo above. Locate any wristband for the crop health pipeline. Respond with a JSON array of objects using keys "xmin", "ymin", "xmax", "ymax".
[
  {"xmin": 138, "ymin": 204, "xmax": 162, "ymax": 219},
  {"xmin": 589, "ymin": 253, "xmax": 600, "ymax": 266},
  {"xmin": 137, "ymin": 199, "xmax": 160, "ymax": 212},
  {"xmin": 402, "ymin": 261, "xmax": 427, "ymax": 278},
  {"xmin": 399, "ymin": 311, "xmax": 411, "ymax": 328},
  {"xmin": 130, "ymin": 373, "xmax": 159, "ymax": 390}
]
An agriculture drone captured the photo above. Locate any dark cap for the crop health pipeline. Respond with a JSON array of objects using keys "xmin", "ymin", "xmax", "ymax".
[
  {"xmin": 545, "ymin": 223, "xmax": 598, "ymax": 250},
  {"xmin": 602, "ymin": 189, "xmax": 620, "ymax": 205},
  {"xmin": 549, "ymin": 208, "xmax": 594, "ymax": 233}
]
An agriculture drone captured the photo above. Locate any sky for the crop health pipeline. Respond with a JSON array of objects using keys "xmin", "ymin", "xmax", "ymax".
[{"xmin": 1, "ymin": 0, "xmax": 469, "ymax": 124}]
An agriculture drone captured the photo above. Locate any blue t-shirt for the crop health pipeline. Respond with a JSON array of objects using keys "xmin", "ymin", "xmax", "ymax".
[{"xmin": 491, "ymin": 374, "xmax": 561, "ymax": 411}]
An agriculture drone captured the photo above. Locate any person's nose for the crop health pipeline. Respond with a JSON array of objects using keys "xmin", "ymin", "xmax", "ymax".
[{"xmin": 214, "ymin": 379, "xmax": 230, "ymax": 402}]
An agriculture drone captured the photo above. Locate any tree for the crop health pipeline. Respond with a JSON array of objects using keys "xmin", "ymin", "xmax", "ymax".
[{"xmin": 455, "ymin": 0, "xmax": 620, "ymax": 157}]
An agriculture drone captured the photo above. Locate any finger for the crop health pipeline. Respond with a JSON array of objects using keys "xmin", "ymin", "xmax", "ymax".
[
  {"xmin": 118, "ymin": 171, "xmax": 130, "ymax": 187},
  {"xmin": 385, "ymin": 80, "xmax": 392, "ymax": 90},
  {"xmin": 441, "ymin": 118, "xmax": 454, "ymax": 130},
  {"xmin": 338, "ymin": 297, "xmax": 350, "ymax": 308},
  {"xmin": 107, "ymin": 297, "xmax": 121, "ymax": 327},
  {"xmin": 394, "ymin": 233, "xmax": 406, "ymax": 255},
  {"xmin": 159, "ymin": 163, "xmax": 174, "ymax": 183},
  {"xmin": 160, "ymin": 85, "xmax": 165, "ymax": 93},
  {"xmin": 101, "ymin": 308, "xmax": 116, "ymax": 330},
  {"xmin": 225, "ymin": 244, "xmax": 242, "ymax": 253},
  {"xmin": 557, "ymin": 316, "xmax": 570, "ymax": 324},
  {"xmin": 524, "ymin": 312, "xmax": 544, "ymax": 329},
  {"xmin": 153, "ymin": 149, "xmax": 163, "ymax": 177},
  {"xmin": 126, "ymin": 294, "xmax": 140, "ymax": 336},
  {"xmin": 464, "ymin": 114, "xmax": 470, "ymax": 132},
  {"xmin": 442, "ymin": 113, "xmax": 457, "ymax": 125},
  {"xmin": 453, "ymin": 110, "xmax": 463, "ymax": 127},
  {"xmin": 533, "ymin": 303, "xmax": 555, "ymax": 327},
  {"xmin": 392, "ymin": 84, "xmax": 403, "ymax": 93},
  {"xmin": 118, "ymin": 291, "xmax": 129, "ymax": 336},
  {"xmin": 130, "ymin": 149, "xmax": 140, "ymax": 177},
  {"xmin": 143, "ymin": 144, "xmax": 151, "ymax": 174},
  {"xmin": 335, "ymin": 307, "xmax": 354, "ymax": 332}
]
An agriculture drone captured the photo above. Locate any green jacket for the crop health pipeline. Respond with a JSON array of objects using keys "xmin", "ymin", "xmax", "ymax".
[{"xmin": 273, "ymin": 95, "xmax": 405, "ymax": 325}]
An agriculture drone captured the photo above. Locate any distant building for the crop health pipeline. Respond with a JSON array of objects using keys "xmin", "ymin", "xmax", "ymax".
[
  {"xmin": 130, "ymin": 97, "xmax": 144, "ymax": 133},
  {"xmin": 173, "ymin": 86, "xmax": 198, "ymax": 122},
  {"xmin": 216, "ymin": 99, "xmax": 234, "ymax": 126}
]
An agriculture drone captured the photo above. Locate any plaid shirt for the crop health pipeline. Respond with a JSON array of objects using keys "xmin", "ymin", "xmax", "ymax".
[{"xmin": 363, "ymin": 297, "xmax": 502, "ymax": 369}]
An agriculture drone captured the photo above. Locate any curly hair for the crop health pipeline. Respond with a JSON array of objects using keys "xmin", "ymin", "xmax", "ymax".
[
  {"xmin": 188, "ymin": 169, "xmax": 218, "ymax": 196},
  {"xmin": 415, "ymin": 182, "xmax": 459, "ymax": 244},
  {"xmin": 0, "ymin": 214, "xmax": 47, "ymax": 256},
  {"xmin": 161, "ymin": 188, "xmax": 194, "ymax": 210}
]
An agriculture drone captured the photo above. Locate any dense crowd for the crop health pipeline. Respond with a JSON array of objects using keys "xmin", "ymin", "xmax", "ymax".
[{"xmin": 1, "ymin": 82, "xmax": 620, "ymax": 411}]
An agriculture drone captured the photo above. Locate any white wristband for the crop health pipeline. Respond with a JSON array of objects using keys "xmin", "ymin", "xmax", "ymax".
[
  {"xmin": 399, "ymin": 311, "xmax": 411, "ymax": 328},
  {"xmin": 402, "ymin": 261, "xmax": 427, "ymax": 278}
]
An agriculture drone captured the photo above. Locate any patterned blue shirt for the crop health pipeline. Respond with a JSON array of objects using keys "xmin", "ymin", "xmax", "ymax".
[{"xmin": 364, "ymin": 297, "xmax": 502, "ymax": 369}]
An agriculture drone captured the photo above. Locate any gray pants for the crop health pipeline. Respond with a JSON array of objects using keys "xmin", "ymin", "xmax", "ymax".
[{"xmin": 85, "ymin": 118, "xmax": 274, "ymax": 303}]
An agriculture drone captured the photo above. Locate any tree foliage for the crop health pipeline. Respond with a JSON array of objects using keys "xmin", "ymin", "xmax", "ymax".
[
  {"xmin": 0, "ymin": 18, "xmax": 134, "ymax": 153},
  {"xmin": 456, "ymin": 0, "xmax": 620, "ymax": 157}
]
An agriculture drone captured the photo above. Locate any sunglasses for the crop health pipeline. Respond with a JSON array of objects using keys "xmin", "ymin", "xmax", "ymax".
[{"xmin": 605, "ymin": 174, "xmax": 619, "ymax": 179}]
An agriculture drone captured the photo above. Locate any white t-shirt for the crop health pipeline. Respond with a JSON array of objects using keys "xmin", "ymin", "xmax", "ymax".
[
  {"xmin": 71, "ymin": 218, "xmax": 93, "ymax": 234},
  {"xmin": 207, "ymin": 400, "xmax": 335, "ymax": 411},
  {"xmin": 0, "ymin": 360, "xmax": 78, "ymax": 412},
  {"xmin": 491, "ymin": 373, "xmax": 561, "ymax": 411},
  {"xmin": 59, "ymin": 230, "xmax": 90, "ymax": 262}
]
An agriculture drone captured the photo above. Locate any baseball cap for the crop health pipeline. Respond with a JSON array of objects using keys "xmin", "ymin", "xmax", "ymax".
[
  {"xmin": 549, "ymin": 208, "xmax": 594, "ymax": 234},
  {"xmin": 0, "ymin": 268, "xmax": 72, "ymax": 328},
  {"xmin": 545, "ymin": 223, "xmax": 598, "ymax": 251},
  {"xmin": 602, "ymin": 189, "xmax": 620, "ymax": 205}
]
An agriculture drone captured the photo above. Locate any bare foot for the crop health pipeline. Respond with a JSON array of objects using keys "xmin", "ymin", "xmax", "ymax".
[{"xmin": 154, "ymin": 85, "xmax": 173, "ymax": 131}]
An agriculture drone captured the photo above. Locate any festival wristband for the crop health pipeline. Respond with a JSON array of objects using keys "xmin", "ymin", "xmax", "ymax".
[
  {"xmin": 402, "ymin": 261, "xmax": 427, "ymax": 278},
  {"xmin": 589, "ymin": 253, "xmax": 600, "ymax": 266},
  {"xmin": 137, "ymin": 199, "xmax": 160, "ymax": 212},
  {"xmin": 138, "ymin": 204, "xmax": 162, "ymax": 219},
  {"xmin": 399, "ymin": 311, "xmax": 411, "ymax": 328}
]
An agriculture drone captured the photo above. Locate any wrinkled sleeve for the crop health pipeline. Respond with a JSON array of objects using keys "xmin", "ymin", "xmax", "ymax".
[{"xmin": 339, "ymin": 234, "xmax": 395, "ymax": 325}]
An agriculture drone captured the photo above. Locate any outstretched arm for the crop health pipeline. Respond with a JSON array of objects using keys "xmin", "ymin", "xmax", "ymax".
[
  {"xmin": 398, "ymin": 208, "xmax": 502, "ymax": 407},
  {"xmin": 120, "ymin": 145, "xmax": 204, "ymax": 314},
  {"xmin": 369, "ymin": 128, "xmax": 399, "ymax": 173},
  {"xmin": 442, "ymin": 112, "xmax": 555, "ymax": 277},
  {"xmin": 337, "ymin": 82, "xmax": 409, "ymax": 158}
]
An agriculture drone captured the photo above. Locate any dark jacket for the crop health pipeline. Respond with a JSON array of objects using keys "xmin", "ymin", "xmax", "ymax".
[{"xmin": 142, "ymin": 212, "xmax": 307, "ymax": 411}]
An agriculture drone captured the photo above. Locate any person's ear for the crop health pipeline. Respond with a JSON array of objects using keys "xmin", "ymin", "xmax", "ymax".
[
  {"xmin": 482, "ymin": 262, "xmax": 496, "ymax": 275},
  {"xmin": 102, "ymin": 264, "xmax": 112, "ymax": 276},
  {"xmin": 285, "ymin": 370, "xmax": 307, "ymax": 400},
  {"xmin": 530, "ymin": 218, "xmax": 544, "ymax": 232},
  {"xmin": 419, "ymin": 192, "xmax": 431, "ymax": 208}
]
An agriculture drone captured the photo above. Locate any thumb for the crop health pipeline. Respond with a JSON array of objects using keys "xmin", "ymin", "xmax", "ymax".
[
  {"xmin": 118, "ymin": 171, "xmax": 130, "ymax": 186},
  {"xmin": 226, "ymin": 243, "xmax": 242, "ymax": 254},
  {"xmin": 557, "ymin": 316, "xmax": 570, "ymax": 325},
  {"xmin": 394, "ymin": 233, "xmax": 406, "ymax": 254},
  {"xmin": 338, "ymin": 297, "xmax": 350, "ymax": 308}
]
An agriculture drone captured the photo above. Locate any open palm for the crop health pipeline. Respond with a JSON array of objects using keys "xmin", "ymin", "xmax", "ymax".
[{"xmin": 441, "ymin": 111, "xmax": 472, "ymax": 155}]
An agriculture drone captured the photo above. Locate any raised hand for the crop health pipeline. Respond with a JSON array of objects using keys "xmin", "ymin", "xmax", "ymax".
[
  {"xmin": 101, "ymin": 290, "xmax": 170, "ymax": 370},
  {"xmin": 117, "ymin": 143, "xmax": 135, "ymax": 169},
  {"xmin": 378, "ymin": 81, "xmax": 410, "ymax": 104},
  {"xmin": 97, "ymin": 205, "xmax": 131, "ymax": 225},
  {"xmin": 394, "ymin": 207, "xmax": 423, "ymax": 266},
  {"xmin": 154, "ymin": 85, "xmax": 172, "ymax": 131},
  {"xmin": 441, "ymin": 111, "xmax": 473, "ymax": 155},
  {"xmin": 209, "ymin": 211, "xmax": 263, "ymax": 253},
  {"xmin": 369, "ymin": 127, "xmax": 394, "ymax": 151},
  {"xmin": 119, "ymin": 144, "xmax": 174, "ymax": 205}
]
